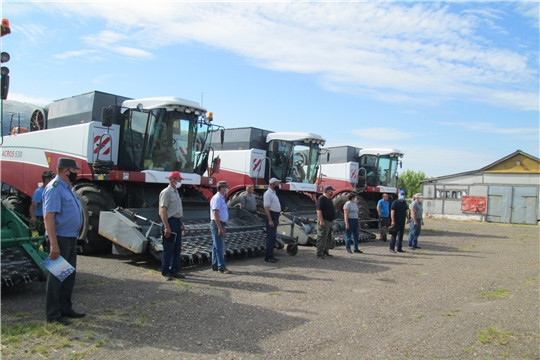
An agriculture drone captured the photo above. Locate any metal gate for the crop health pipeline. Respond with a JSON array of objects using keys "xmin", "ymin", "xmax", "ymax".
[{"xmin": 487, "ymin": 186, "xmax": 538, "ymax": 224}]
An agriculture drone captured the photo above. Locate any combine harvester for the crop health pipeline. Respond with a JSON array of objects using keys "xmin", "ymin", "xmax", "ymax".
[
  {"xmin": 206, "ymin": 127, "xmax": 375, "ymax": 254},
  {"xmin": 319, "ymin": 146, "xmax": 404, "ymax": 224},
  {"xmin": 0, "ymin": 91, "xmax": 265, "ymax": 266}
]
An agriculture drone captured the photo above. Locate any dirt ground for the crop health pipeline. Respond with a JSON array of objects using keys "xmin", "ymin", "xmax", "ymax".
[{"xmin": 1, "ymin": 219, "xmax": 539, "ymax": 360}]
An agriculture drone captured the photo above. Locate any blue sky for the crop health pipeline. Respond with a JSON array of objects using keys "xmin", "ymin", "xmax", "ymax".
[{"xmin": 2, "ymin": 1, "xmax": 538, "ymax": 177}]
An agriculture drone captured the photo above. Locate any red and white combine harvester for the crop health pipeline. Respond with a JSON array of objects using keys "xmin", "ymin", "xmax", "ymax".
[
  {"xmin": 318, "ymin": 146, "xmax": 404, "ymax": 223},
  {"xmin": 1, "ymin": 91, "xmax": 265, "ymax": 263}
]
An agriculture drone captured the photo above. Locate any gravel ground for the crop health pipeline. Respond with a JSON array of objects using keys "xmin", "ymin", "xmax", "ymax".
[{"xmin": 1, "ymin": 219, "xmax": 539, "ymax": 360}]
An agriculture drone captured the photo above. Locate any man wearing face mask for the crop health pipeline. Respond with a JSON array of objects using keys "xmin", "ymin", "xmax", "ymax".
[
  {"xmin": 210, "ymin": 181, "xmax": 232, "ymax": 274},
  {"xmin": 159, "ymin": 171, "xmax": 186, "ymax": 279},
  {"xmin": 263, "ymin": 178, "xmax": 282, "ymax": 263},
  {"xmin": 389, "ymin": 189, "xmax": 409, "ymax": 254},
  {"xmin": 43, "ymin": 158, "xmax": 84, "ymax": 325},
  {"xmin": 408, "ymin": 193, "xmax": 424, "ymax": 250}
]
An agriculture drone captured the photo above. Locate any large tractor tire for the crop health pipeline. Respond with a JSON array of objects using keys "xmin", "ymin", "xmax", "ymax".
[
  {"xmin": 72, "ymin": 183, "xmax": 116, "ymax": 255},
  {"xmin": 2, "ymin": 195, "xmax": 31, "ymax": 218},
  {"xmin": 332, "ymin": 192, "xmax": 351, "ymax": 215},
  {"xmin": 332, "ymin": 192, "xmax": 370, "ymax": 221},
  {"xmin": 227, "ymin": 190, "xmax": 264, "ymax": 215}
]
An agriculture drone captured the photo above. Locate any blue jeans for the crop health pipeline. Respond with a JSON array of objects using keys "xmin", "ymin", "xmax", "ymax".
[
  {"xmin": 210, "ymin": 221, "xmax": 226, "ymax": 269},
  {"xmin": 345, "ymin": 218, "xmax": 359, "ymax": 251},
  {"xmin": 408, "ymin": 218, "xmax": 422, "ymax": 248},
  {"xmin": 265, "ymin": 211, "xmax": 279, "ymax": 260},
  {"xmin": 390, "ymin": 222, "xmax": 405, "ymax": 251},
  {"xmin": 161, "ymin": 217, "xmax": 183, "ymax": 275}
]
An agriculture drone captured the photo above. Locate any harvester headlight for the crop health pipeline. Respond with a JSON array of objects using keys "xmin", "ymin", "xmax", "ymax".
[{"xmin": 123, "ymin": 172, "xmax": 130, "ymax": 180}]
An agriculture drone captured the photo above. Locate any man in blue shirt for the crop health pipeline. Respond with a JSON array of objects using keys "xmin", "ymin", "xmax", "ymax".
[
  {"xmin": 43, "ymin": 158, "xmax": 84, "ymax": 325},
  {"xmin": 210, "ymin": 181, "xmax": 231, "ymax": 274},
  {"xmin": 29, "ymin": 170, "xmax": 55, "ymax": 235},
  {"xmin": 376, "ymin": 193, "xmax": 390, "ymax": 242}
]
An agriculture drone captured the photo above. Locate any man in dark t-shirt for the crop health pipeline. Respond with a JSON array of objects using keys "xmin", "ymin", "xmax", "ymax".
[
  {"xmin": 316, "ymin": 185, "xmax": 336, "ymax": 259},
  {"xmin": 390, "ymin": 190, "xmax": 409, "ymax": 253}
]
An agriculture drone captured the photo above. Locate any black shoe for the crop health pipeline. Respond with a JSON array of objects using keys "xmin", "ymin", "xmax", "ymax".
[
  {"xmin": 346, "ymin": 249, "xmax": 352, "ymax": 254},
  {"xmin": 62, "ymin": 310, "xmax": 85, "ymax": 318},
  {"xmin": 317, "ymin": 254, "xmax": 325, "ymax": 259},
  {"xmin": 323, "ymin": 252, "xmax": 333, "ymax": 257},
  {"xmin": 397, "ymin": 249, "xmax": 406, "ymax": 253},
  {"xmin": 414, "ymin": 246, "xmax": 421, "ymax": 249},
  {"xmin": 48, "ymin": 317, "xmax": 70, "ymax": 325},
  {"xmin": 219, "ymin": 267, "xmax": 232, "ymax": 274},
  {"xmin": 171, "ymin": 273, "xmax": 185, "ymax": 279},
  {"xmin": 265, "ymin": 258, "xmax": 277, "ymax": 263},
  {"xmin": 162, "ymin": 273, "xmax": 171, "ymax": 278},
  {"xmin": 390, "ymin": 249, "xmax": 396, "ymax": 253},
  {"xmin": 354, "ymin": 250, "xmax": 363, "ymax": 253},
  {"xmin": 211, "ymin": 266, "xmax": 218, "ymax": 271},
  {"xmin": 271, "ymin": 257, "xmax": 280, "ymax": 262}
]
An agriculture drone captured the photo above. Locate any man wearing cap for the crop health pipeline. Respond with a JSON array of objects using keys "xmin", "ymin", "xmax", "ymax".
[
  {"xmin": 43, "ymin": 158, "xmax": 84, "ymax": 325},
  {"xmin": 389, "ymin": 190, "xmax": 409, "ymax": 253},
  {"xmin": 408, "ymin": 193, "xmax": 424, "ymax": 250},
  {"xmin": 263, "ymin": 178, "xmax": 282, "ymax": 263},
  {"xmin": 316, "ymin": 185, "xmax": 336, "ymax": 259},
  {"xmin": 30, "ymin": 170, "xmax": 55, "ymax": 236},
  {"xmin": 159, "ymin": 171, "xmax": 186, "ymax": 279},
  {"xmin": 210, "ymin": 181, "xmax": 232, "ymax": 274},
  {"xmin": 377, "ymin": 193, "xmax": 391, "ymax": 242}
]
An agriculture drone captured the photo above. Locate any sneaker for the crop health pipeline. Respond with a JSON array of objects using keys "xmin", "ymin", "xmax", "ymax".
[
  {"xmin": 323, "ymin": 252, "xmax": 333, "ymax": 257},
  {"xmin": 346, "ymin": 249, "xmax": 352, "ymax": 254},
  {"xmin": 354, "ymin": 250, "xmax": 363, "ymax": 254},
  {"xmin": 414, "ymin": 246, "xmax": 421, "ymax": 249},
  {"xmin": 219, "ymin": 267, "xmax": 232, "ymax": 274},
  {"xmin": 171, "ymin": 273, "xmax": 185, "ymax": 279}
]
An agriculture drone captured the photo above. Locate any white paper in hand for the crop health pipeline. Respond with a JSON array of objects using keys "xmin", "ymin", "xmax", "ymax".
[{"xmin": 41, "ymin": 255, "xmax": 75, "ymax": 281}]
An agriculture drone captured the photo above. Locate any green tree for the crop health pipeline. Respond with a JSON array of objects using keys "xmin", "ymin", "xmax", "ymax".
[{"xmin": 397, "ymin": 170, "xmax": 427, "ymax": 197}]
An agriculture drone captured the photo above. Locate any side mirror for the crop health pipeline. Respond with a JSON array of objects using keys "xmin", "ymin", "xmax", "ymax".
[
  {"xmin": 327, "ymin": 152, "xmax": 330, "ymax": 162},
  {"xmin": 220, "ymin": 128, "xmax": 224, "ymax": 146},
  {"xmin": 101, "ymin": 107, "xmax": 115, "ymax": 127},
  {"xmin": 399, "ymin": 161, "xmax": 402, "ymax": 169}
]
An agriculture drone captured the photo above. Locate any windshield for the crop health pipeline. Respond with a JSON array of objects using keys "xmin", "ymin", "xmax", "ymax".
[
  {"xmin": 268, "ymin": 140, "xmax": 320, "ymax": 183},
  {"xmin": 119, "ymin": 108, "xmax": 212, "ymax": 173},
  {"xmin": 359, "ymin": 154, "xmax": 399, "ymax": 187}
]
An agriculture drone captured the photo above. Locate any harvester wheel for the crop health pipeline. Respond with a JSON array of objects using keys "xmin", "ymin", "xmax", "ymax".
[
  {"xmin": 332, "ymin": 192, "xmax": 351, "ymax": 215},
  {"xmin": 73, "ymin": 183, "xmax": 116, "ymax": 255},
  {"xmin": 286, "ymin": 243, "xmax": 298, "ymax": 256},
  {"xmin": 2, "ymin": 195, "xmax": 31, "ymax": 217},
  {"xmin": 227, "ymin": 190, "xmax": 246, "ymax": 208},
  {"xmin": 356, "ymin": 197, "xmax": 370, "ymax": 221}
]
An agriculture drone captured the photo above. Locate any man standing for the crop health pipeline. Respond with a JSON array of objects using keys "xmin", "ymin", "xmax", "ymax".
[
  {"xmin": 43, "ymin": 158, "xmax": 84, "ymax": 325},
  {"xmin": 377, "ymin": 193, "xmax": 390, "ymax": 242},
  {"xmin": 159, "ymin": 171, "xmax": 186, "ymax": 279},
  {"xmin": 30, "ymin": 170, "xmax": 55, "ymax": 236},
  {"xmin": 241, "ymin": 185, "xmax": 257, "ymax": 214},
  {"xmin": 263, "ymin": 178, "xmax": 281, "ymax": 263},
  {"xmin": 210, "ymin": 181, "xmax": 232, "ymax": 274},
  {"xmin": 316, "ymin": 185, "xmax": 336, "ymax": 259},
  {"xmin": 389, "ymin": 190, "xmax": 409, "ymax": 253},
  {"xmin": 408, "ymin": 193, "xmax": 424, "ymax": 250}
]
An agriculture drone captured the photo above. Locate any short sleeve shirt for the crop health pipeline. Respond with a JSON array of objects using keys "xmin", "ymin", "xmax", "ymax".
[
  {"xmin": 210, "ymin": 192, "xmax": 229, "ymax": 222},
  {"xmin": 159, "ymin": 186, "xmax": 183, "ymax": 219},
  {"xmin": 343, "ymin": 201, "xmax": 359, "ymax": 219},
  {"xmin": 317, "ymin": 195, "xmax": 335, "ymax": 221},
  {"xmin": 390, "ymin": 199, "xmax": 408, "ymax": 224},
  {"xmin": 410, "ymin": 201, "xmax": 423, "ymax": 220},
  {"xmin": 241, "ymin": 193, "xmax": 257, "ymax": 211},
  {"xmin": 32, "ymin": 187, "xmax": 45, "ymax": 216},
  {"xmin": 43, "ymin": 176, "xmax": 83, "ymax": 237},
  {"xmin": 263, "ymin": 188, "xmax": 281, "ymax": 212},
  {"xmin": 377, "ymin": 199, "xmax": 390, "ymax": 217}
]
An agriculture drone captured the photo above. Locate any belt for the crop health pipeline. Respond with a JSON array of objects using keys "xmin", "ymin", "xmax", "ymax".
[{"xmin": 211, "ymin": 220, "xmax": 227, "ymax": 225}]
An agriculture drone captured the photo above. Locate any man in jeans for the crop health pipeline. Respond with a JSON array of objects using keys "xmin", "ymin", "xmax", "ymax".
[
  {"xmin": 263, "ymin": 178, "xmax": 281, "ymax": 263},
  {"xmin": 390, "ymin": 189, "xmax": 409, "ymax": 253},
  {"xmin": 316, "ymin": 185, "xmax": 336, "ymax": 259},
  {"xmin": 377, "ymin": 193, "xmax": 390, "ymax": 242},
  {"xmin": 210, "ymin": 181, "xmax": 232, "ymax": 274},
  {"xmin": 408, "ymin": 193, "xmax": 424, "ymax": 250}
]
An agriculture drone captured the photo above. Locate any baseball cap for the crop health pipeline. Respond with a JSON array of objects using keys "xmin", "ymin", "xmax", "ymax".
[
  {"xmin": 399, "ymin": 190, "xmax": 406, "ymax": 195},
  {"xmin": 324, "ymin": 185, "xmax": 335, "ymax": 191},
  {"xmin": 58, "ymin": 157, "xmax": 81, "ymax": 170},
  {"xmin": 269, "ymin": 177, "xmax": 281, "ymax": 184},
  {"xmin": 168, "ymin": 171, "xmax": 184, "ymax": 180}
]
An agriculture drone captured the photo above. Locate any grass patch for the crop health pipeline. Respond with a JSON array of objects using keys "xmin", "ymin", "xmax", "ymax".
[
  {"xmin": 175, "ymin": 280, "xmax": 196, "ymax": 289},
  {"xmin": 462, "ymin": 346, "xmax": 475, "ymax": 353},
  {"xmin": 412, "ymin": 315, "xmax": 423, "ymax": 322},
  {"xmin": 477, "ymin": 326, "xmax": 513, "ymax": 345},
  {"xmin": 269, "ymin": 292, "xmax": 281, "ymax": 296},
  {"xmin": 14, "ymin": 312, "xmax": 27, "ymax": 318},
  {"xmin": 1, "ymin": 321, "xmax": 72, "ymax": 357},
  {"xmin": 522, "ymin": 276, "xmax": 539, "ymax": 288},
  {"xmin": 277, "ymin": 264, "xmax": 296, "ymax": 269},
  {"xmin": 480, "ymin": 288, "xmax": 511, "ymax": 300},
  {"xmin": 135, "ymin": 313, "xmax": 149, "ymax": 329}
]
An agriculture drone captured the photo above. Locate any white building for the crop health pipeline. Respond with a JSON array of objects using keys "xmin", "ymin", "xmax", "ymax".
[{"xmin": 420, "ymin": 150, "xmax": 539, "ymax": 224}]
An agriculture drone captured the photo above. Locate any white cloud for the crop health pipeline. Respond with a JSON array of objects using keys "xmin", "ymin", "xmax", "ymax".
[
  {"xmin": 437, "ymin": 121, "xmax": 539, "ymax": 141},
  {"xmin": 22, "ymin": 2, "xmax": 540, "ymax": 110},
  {"xmin": 350, "ymin": 128, "xmax": 418, "ymax": 141},
  {"xmin": 53, "ymin": 49, "xmax": 98, "ymax": 60}
]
